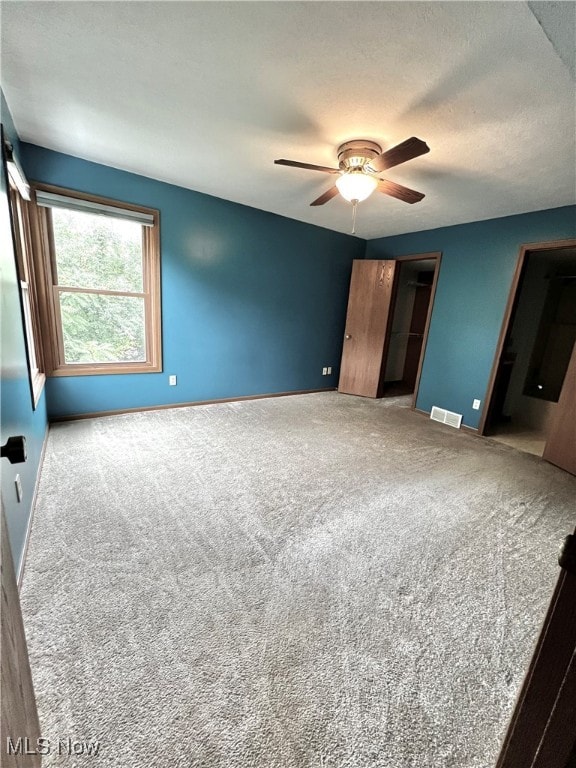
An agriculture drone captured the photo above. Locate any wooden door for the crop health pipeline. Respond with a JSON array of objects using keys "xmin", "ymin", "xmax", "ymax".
[
  {"xmin": 543, "ymin": 340, "xmax": 576, "ymax": 476},
  {"xmin": 338, "ymin": 260, "xmax": 398, "ymax": 398},
  {"xmin": 495, "ymin": 529, "xmax": 576, "ymax": 768},
  {"xmin": 1, "ymin": 505, "xmax": 41, "ymax": 767}
]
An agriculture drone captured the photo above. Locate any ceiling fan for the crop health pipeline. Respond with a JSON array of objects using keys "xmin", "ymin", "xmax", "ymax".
[{"xmin": 275, "ymin": 137, "xmax": 429, "ymax": 230}]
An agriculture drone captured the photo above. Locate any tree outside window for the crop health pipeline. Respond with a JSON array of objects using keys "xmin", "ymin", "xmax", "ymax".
[{"xmin": 32, "ymin": 185, "xmax": 161, "ymax": 377}]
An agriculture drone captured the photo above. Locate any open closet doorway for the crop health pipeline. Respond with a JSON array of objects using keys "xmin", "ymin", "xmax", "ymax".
[
  {"xmin": 380, "ymin": 256, "xmax": 438, "ymax": 400},
  {"xmin": 480, "ymin": 239, "xmax": 576, "ymax": 462},
  {"xmin": 338, "ymin": 252, "xmax": 441, "ymax": 406}
]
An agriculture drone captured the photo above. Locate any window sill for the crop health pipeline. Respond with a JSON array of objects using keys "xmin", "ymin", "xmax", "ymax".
[{"xmin": 49, "ymin": 361, "xmax": 162, "ymax": 377}]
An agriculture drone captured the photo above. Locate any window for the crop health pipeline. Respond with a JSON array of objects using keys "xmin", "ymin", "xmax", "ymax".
[
  {"xmin": 8, "ymin": 179, "xmax": 45, "ymax": 406},
  {"xmin": 32, "ymin": 184, "xmax": 162, "ymax": 376}
]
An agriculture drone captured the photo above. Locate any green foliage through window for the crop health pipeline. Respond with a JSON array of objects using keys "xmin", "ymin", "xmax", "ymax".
[
  {"xmin": 52, "ymin": 209, "xmax": 143, "ymax": 291},
  {"xmin": 51, "ymin": 208, "xmax": 147, "ymax": 365},
  {"xmin": 59, "ymin": 292, "xmax": 145, "ymax": 364}
]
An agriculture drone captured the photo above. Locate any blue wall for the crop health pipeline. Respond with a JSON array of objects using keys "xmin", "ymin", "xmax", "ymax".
[
  {"xmin": 366, "ymin": 207, "xmax": 576, "ymax": 428},
  {"xmin": 1, "ymin": 94, "xmax": 48, "ymax": 574},
  {"xmin": 4, "ymin": 110, "xmax": 575, "ymax": 581},
  {"xmin": 20, "ymin": 144, "xmax": 365, "ymax": 418}
]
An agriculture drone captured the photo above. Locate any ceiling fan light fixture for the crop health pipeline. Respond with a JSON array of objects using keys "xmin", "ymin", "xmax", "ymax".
[{"xmin": 336, "ymin": 171, "xmax": 377, "ymax": 203}]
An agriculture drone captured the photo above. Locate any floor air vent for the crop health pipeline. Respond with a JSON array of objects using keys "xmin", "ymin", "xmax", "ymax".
[{"xmin": 430, "ymin": 406, "xmax": 463, "ymax": 429}]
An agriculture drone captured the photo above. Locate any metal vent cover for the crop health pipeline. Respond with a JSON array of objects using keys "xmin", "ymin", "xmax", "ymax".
[{"xmin": 430, "ymin": 406, "xmax": 463, "ymax": 429}]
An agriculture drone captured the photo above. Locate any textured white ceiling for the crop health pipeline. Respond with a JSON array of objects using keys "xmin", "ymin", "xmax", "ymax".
[{"xmin": 2, "ymin": 1, "xmax": 575, "ymax": 239}]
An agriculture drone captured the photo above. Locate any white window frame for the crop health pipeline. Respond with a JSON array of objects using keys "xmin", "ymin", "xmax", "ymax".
[{"xmin": 8, "ymin": 179, "xmax": 45, "ymax": 407}]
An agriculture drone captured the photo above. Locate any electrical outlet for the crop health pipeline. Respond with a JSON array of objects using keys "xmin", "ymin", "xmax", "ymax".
[
  {"xmin": 327, "ymin": 366, "xmax": 332, "ymax": 374},
  {"xmin": 322, "ymin": 367, "xmax": 327, "ymax": 375},
  {"xmin": 15, "ymin": 474, "xmax": 23, "ymax": 503},
  {"xmin": 169, "ymin": 375, "xmax": 177, "ymax": 386},
  {"xmin": 472, "ymin": 399, "xmax": 481, "ymax": 410}
]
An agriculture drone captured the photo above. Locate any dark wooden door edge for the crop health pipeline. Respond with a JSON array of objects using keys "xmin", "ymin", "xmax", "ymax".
[
  {"xmin": 479, "ymin": 238, "xmax": 576, "ymax": 436},
  {"xmin": 1, "ymin": 505, "xmax": 41, "ymax": 767},
  {"xmin": 496, "ymin": 530, "xmax": 576, "ymax": 768},
  {"xmin": 532, "ymin": 645, "xmax": 576, "ymax": 768}
]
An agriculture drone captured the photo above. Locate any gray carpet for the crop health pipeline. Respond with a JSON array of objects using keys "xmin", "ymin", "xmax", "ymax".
[{"xmin": 20, "ymin": 392, "xmax": 576, "ymax": 767}]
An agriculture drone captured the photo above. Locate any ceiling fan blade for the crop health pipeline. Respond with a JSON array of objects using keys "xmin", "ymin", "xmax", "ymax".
[
  {"xmin": 369, "ymin": 137, "xmax": 430, "ymax": 173},
  {"xmin": 275, "ymin": 159, "xmax": 340, "ymax": 174},
  {"xmin": 377, "ymin": 179, "xmax": 425, "ymax": 204},
  {"xmin": 310, "ymin": 185, "xmax": 340, "ymax": 206}
]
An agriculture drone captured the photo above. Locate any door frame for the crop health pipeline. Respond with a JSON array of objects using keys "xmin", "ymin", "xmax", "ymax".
[
  {"xmin": 1, "ymin": 503, "xmax": 41, "ymax": 767},
  {"xmin": 478, "ymin": 238, "xmax": 576, "ymax": 435},
  {"xmin": 387, "ymin": 251, "xmax": 442, "ymax": 409}
]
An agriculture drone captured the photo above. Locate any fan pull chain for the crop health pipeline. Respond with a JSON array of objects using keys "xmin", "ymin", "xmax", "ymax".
[{"xmin": 351, "ymin": 199, "xmax": 358, "ymax": 234}]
